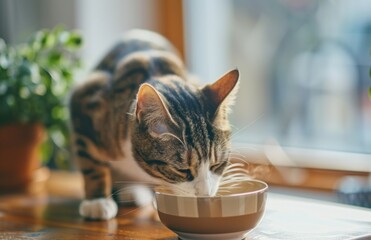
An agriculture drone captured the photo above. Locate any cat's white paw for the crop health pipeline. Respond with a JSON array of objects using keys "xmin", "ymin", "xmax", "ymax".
[{"xmin": 79, "ymin": 198, "xmax": 118, "ymax": 220}]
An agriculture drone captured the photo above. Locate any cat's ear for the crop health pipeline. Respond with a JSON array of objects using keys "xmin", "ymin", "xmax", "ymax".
[
  {"xmin": 135, "ymin": 83, "xmax": 180, "ymax": 139},
  {"xmin": 202, "ymin": 69, "xmax": 239, "ymax": 120}
]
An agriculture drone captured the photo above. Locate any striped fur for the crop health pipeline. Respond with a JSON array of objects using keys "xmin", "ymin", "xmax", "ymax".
[{"xmin": 69, "ymin": 30, "xmax": 239, "ymax": 215}]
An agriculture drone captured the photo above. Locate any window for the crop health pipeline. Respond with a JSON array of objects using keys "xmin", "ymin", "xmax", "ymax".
[{"xmin": 184, "ymin": 0, "xmax": 371, "ymax": 160}]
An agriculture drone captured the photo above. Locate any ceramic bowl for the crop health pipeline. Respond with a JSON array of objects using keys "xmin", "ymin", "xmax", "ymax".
[{"xmin": 155, "ymin": 180, "xmax": 268, "ymax": 240}]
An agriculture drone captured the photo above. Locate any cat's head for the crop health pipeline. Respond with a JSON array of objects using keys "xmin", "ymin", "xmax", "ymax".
[{"xmin": 131, "ymin": 69, "xmax": 239, "ymax": 196}]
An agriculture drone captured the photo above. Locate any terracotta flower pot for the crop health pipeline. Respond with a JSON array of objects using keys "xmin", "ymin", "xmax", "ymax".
[{"xmin": 0, "ymin": 123, "xmax": 46, "ymax": 192}]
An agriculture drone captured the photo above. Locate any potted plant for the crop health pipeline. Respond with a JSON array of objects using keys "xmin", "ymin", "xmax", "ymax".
[{"xmin": 0, "ymin": 26, "xmax": 82, "ymax": 192}]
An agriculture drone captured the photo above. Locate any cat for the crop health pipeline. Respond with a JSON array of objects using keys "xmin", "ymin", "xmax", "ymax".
[{"xmin": 69, "ymin": 29, "xmax": 239, "ymax": 220}]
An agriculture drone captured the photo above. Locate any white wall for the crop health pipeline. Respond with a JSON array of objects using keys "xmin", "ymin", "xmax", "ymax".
[{"xmin": 75, "ymin": 0, "xmax": 160, "ymax": 71}]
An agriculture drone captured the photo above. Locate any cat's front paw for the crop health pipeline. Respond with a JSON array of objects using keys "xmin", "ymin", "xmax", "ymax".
[{"xmin": 79, "ymin": 198, "xmax": 118, "ymax": 220}]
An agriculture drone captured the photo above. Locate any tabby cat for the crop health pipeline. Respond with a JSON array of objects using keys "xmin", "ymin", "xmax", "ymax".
[{"xmin": 69, "ymin": 29, "xmax": 239, "ymax": 220}]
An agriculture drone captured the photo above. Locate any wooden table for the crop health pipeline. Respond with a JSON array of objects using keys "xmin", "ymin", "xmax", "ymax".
[{"xmin": 0, "ymin": 171, "xmax": 370, "ymax": 240}]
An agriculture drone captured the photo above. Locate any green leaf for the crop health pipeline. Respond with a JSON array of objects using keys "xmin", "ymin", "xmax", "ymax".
[
  {"xmin": 38, "ymin": 30, "xmax": 49, "ymax": 48},
  {"xmin": 65, "ymin": 32, "xmax": 83, "ymax": 48},
  {"xmin": 48, "ymin": 51, "xmax": 62, "ymax": 65}
]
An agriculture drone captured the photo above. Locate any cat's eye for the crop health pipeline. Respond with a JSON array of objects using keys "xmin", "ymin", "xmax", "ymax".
[
  {"xmin": 210, "ymin": 161, "xmax": 228, "ymax": 175},
  {"xmin": 177, "ymin": 169, "xmax": 194, "ymax": 181}
]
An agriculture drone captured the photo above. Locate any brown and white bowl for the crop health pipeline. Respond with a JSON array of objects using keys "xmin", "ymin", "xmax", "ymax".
[{"xmin": 155, "ymin": 180, "xmax": 268, "ymax": 240}]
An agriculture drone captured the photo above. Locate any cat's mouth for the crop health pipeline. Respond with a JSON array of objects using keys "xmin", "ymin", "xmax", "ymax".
[
  {"xmin": 162, "ymin": 177, "xmax": 221, "ymax": 197},
  {"xmin": 159, "ymin": 162, "xmax": 251, "ymax": 197}
]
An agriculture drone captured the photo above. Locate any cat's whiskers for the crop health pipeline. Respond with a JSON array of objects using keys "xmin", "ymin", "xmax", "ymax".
[
  {"xmin": 223, "ymin": 162, "xmax": 248, "ymax": 172},
  {"xmin": 223, "ymin": 167, "xmax": 250, "ymax": 176},
  {"xmin": 220, "ymin": 172, "xmax": 251, "ymax": 180},
  {"xmin": 112, "ymin": 173, "xmax": 193, "ymax": 197},
  {"xmin": 219, "ymin": 147, "xmax": 255, "ymax": 164},
  {"xmin": 220, "ymin": 175, "xmax": 251, "ymax": 183},
  {"xmin": 224, "ymin": 162, "xmax": 245, "ymax": 170},
  {"xmin": 229, "ymin": 152, "xmax": 250, "ymax": 160},
  {"xmin": 217, "ymin": 160, "xmax": 252, "ymax": 193},
  {"xmin": 113, "ymin": 180, "xmax": 160, "ymax": 186},
  {"xmin": 228, "ymin": 156, "xmax": 251, "ymax": 165}
]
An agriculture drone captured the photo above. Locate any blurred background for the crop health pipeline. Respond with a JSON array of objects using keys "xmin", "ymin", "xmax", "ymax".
[{"xmin": 0, "ymin": 0, "xmax": 370, "ymax": 206}]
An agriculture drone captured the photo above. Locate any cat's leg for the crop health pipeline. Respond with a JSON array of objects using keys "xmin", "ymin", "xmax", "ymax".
[
  {"xmin": 77, "ymin": 147, "xmax": 118, "ymax": 220},
  {"xmin": 109, "ymin": 157, "xmax": 160, "ymax": 208},
  {"xmin": 69, "ymin": 72, "xmax": 118, "ymax": 220}
]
